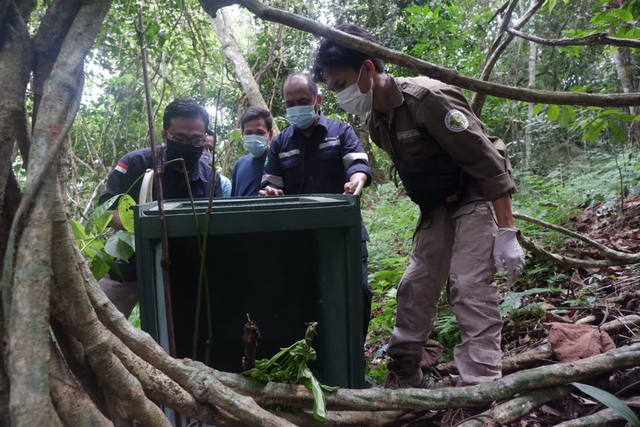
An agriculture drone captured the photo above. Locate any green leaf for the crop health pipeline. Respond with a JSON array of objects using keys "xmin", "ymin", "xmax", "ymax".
[
  {"xmin": 547, "ymin": 0, "xmax": 557, "ymax": 13},
  {"xmin": 572, "ymin": 383, "xmax": 640, "ymax": 427},
  {"xmin": 89, "ymin": 255, "xmax": 111, "ymax": 281},
  {"xmin": 117, "ymin": 194, "xmax": 136, "ymax": 233},
  {"xmin": 85, "ymin": 195, "xmax": 119, "ymax": 235},
  {"xmin": 71, "ymin": 219, "xmax": 91, "ymax": 240},
  {"xmin": 105, "ymin": 231, "xmax": 135, "ymax": 261},
  {"xmin": 608, "ymin": 121, "xmax": 627, "ymax": 143},
  {"xmin": 611, "ymin": 9, "xmax": 633, "ymax": 22},
  {"xmin": 533, "ymin": 103, "xmax": 544, "ymax": 115},
  {"xmin": 558, "ymin": 106, "xmax": 573, "ymax": 128},
  {"xmin": 547, "ymin": 104, "xmax": 560, "ymax": 121},
  {"xmin": 299, "ymin": 365, "xmax": 328, "ymax": 421},
  {"xmin": 89, "ymin": 247, "xmax": 122, "ymax": 281}
]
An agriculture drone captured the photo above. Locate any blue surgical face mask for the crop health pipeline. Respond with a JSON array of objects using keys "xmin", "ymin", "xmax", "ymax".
[
  {"xmin": 201, "ymin": 152, "xmax": 213, "ymax": 164},
  {"xmin": 243, "ymin": 135, "xmax": 268, "ymax": 157},
  {"xmin": 286, "ymin": 103, "xmax": 317, "ymax": 129}
]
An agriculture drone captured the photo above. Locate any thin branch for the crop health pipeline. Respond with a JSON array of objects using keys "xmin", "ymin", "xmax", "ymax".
[
  {"xmin": 470, "ymin": 0, "xmax": 545, "ymax": 113},
  {"xmin": 507, "ymin": 28, "xmax": 640, "ymax": 49},
  {"xmin": 517, "ymin": 233, "xmax": 632, "ymax": 268},
  {"xmin": 486, "ymin": 0, "xmax": 519, "ymax": 60},
  {"xmin": 514, "ymin": 212, "xmax": 640, "ymax": 264}
]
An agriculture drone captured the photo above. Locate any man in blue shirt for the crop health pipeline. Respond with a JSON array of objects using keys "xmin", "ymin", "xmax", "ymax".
[
  {"xmin": 260, "ymin": 72, "xmax": 373, "ymax": 335},
  {"xmin": 98, "ymin": 98, "xmax": 221, "ymax": 317},
  {"xmin": 203, "ymin": 130, "xmax": 231, "ymax": 198},
  {"xmin": 231, "ymin": 107, "xmax": 274, "ymax": 197}
]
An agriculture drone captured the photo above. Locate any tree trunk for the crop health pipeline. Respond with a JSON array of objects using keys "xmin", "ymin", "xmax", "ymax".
[
  {"xmin": 211, "ymin": 8, "xmax": 280, "ymax": 133},
  {"xmin": 524, "ymin": 9, "xmax": 537, "ymax": 169},
  {"xmin": 609, "ymin": 30, "xmax": 640, "ymax": 147}
]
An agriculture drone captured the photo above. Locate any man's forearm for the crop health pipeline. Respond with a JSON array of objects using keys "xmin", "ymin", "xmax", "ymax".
[
  {"xmin": 491, "ymin": 193, "xmax": 515, "ymax": 228},
  {"xmin": 349, "ymin": 172, "xmax": 368, "ymax": 185},
  {"xmin": 108, "ymin": 210, "xmax": 125, "ymax": 231}
]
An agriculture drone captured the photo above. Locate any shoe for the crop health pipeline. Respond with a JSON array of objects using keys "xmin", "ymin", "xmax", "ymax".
[
  {"xmin": 382, "ymin": 359, "xmax": 430, "ymax": 389},
  {"xmin": 439, "ymin": 407, "xmax": 489, "ymax": 427}
]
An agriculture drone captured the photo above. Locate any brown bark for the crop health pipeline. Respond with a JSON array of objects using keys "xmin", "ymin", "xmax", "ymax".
[
  {"xmin": 211, "ymin": 8, "xmax": 280, "ymax": 133},
  {"xmin": 470, "ymin": 0, "xmax": 545, "ymax": 114},
  {"xmin": 0, "ymin": 1, "xmax": 32, "ymax": 214},
  {"xmin": 49, "ymin": 341, "xmax": 113, "ymax": 427},
  {"xmin": 514, "ymin": 212, "xmax": 640, "ymax": 266},
  {"xmin": 201, "ymin": 0, "xmax": 640, "ymax": 107},
  {"xmin": 508, "ymin": 27, "xmax": 640, "ymax": 49}
]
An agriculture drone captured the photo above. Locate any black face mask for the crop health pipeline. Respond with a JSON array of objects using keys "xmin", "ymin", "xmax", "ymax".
[{"xmin": 165, "ymin": 139, "xmax": 204, "ymax": 169}]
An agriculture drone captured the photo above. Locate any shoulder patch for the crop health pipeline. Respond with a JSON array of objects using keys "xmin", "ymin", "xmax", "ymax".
[
  {"xmin": 399, "ymin": 81, "xmax": 430, "ymax": 101},
  {"xmin": 115, "ymin": 161, "xmax": 128, "ymax": 174},
  {"xmin": 444, "ymin": 109, "xmax": 469, "ymax": 132}
]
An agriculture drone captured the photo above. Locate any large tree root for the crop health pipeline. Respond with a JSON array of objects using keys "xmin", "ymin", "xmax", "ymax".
[
  {"xmin": 554, "ymin": 408, "xmax": 625, "ymax": 426},
  {"xmin": 83, "ymin": 248, "xmax": 296, "ymax": 427},
  {"xmin": 212, "ymin": 344, "xmax": 640, "ymax": 412},
  {"xmin": 49, "ymin": 341, "xmax": 113, "ymax": 427}
]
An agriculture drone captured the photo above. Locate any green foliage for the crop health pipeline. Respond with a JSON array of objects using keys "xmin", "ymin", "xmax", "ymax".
[
  {"xmin": 572, "ymin": 382, "xmax": 640, "ymax": 427},
  {"xmin": 72, "ymin": 196, "xmax": 135, "ymax": 280},
  {"xmin": 243, "ymin": 324, "xmax": 337, "ymax": 421},
  {"xmin": 117, "ymin": 194, "xmax": 136, "ymax": 232},
  {"xmin": 501, "ymin": 287, "xmax": 560, "ymax": 316}
]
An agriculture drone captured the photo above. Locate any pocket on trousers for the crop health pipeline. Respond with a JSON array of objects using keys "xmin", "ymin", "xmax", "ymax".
[{"xmin": 468, "ymin": 341, "xmax": 502, "ymax": 367}]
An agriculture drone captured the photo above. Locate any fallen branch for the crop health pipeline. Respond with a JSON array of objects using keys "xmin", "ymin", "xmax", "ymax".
[
  {"xmin": 507, "ymin": 28, "xmax": 640, "ymax": 49},
  {"xmin": 514, "ymin": 212, "xmax": 640, "ymax": 264},
  {"xmin": 436, "ymin": 343, "xmax": 554, "ymax": 376},
  {"xmin": 198, "ymin": 0, "xmax": 640, "ymax": 107},
  {"xmin": 601, "ymin": 314, "xmax": 640, "ymax": 334},
  {"xmin": 517, "ymin": 232, "xmax": 630, "ymax": 268},
  {"xmin": 493, "ymin": 386, "xmax": 570, "ymax": 424},
  {"xmin": 275, "ymin": 409, "xmax": 408, "ymax": 426},
  {"xmin": 215, "ymin": 344, "xmax": 640, "ymax": 412},
  {"xmin": 554, "ymin": 407, "xmax": 625, "ymax": 426}
]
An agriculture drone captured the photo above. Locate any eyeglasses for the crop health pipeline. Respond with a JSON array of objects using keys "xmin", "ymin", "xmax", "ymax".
[{"xmin": 165, "ymin": 130, "xmax": 206, "ymax": 147}]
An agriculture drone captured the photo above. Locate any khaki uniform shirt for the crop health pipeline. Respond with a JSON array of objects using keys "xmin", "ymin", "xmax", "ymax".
[{"xmin": 368, "ymin": 75, "xmax": 515, "ymax": 204}]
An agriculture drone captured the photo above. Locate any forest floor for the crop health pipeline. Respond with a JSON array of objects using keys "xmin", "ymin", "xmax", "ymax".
[{"xmin": 364, "ymin": 193, "xmax": 640, "ymax": 426}]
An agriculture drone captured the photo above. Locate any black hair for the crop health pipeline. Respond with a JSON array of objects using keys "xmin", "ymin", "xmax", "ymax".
[
  {"xmin": 312, "ymin": 24, "xmax": 385, "ymax": 83},
  {"xmin": 163, "ymin": 98, "xmax": 209, "ymax": 132},
  {"xmin": 282, "ymin": 72, "xmax": 319, "ymax": 98},
  {"xmin": 241, "ymin": 106, "xmax": 274, "ymax": 132}
]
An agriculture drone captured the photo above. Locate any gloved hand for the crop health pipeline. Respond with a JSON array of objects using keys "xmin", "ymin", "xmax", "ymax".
[{"xmin": 493, "ymin": 227, "xmax": 526, "ymax": 285}]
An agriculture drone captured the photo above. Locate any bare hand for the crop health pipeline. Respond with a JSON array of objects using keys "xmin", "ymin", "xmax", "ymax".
[{"xmin": 258, "ymin": 186, "xmax": 284, "ymax": 196}]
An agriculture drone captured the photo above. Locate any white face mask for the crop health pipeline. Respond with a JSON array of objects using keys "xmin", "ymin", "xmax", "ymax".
[{"xmin": 336, "ymin": 64, "xmax": 373, "ymax": 115}]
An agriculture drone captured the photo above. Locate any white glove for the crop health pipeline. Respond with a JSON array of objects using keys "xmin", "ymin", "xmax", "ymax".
[{"xmin": 493, "ymin": 227, "xmax": 526, "ymax": 285}]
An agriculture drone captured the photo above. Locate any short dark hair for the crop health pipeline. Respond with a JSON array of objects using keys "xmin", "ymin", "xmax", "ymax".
[
  {"xmin": 283, "ymin": 72, "xmax": 318, "ymax": 98},
  {"xmin": 313, "ymin": 24, "xmax": 385, "ymax": 83},
  {"xmin": 241, "ymin": 106, "xmax": 273, "ymax": 132},
  {"xmin": 163, "ymin": 98, "xmax": 209, "ymax": 132}
]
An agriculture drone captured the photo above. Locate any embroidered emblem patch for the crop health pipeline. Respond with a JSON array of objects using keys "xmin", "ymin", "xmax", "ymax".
[
  {"xmin": 445, "ymin": 109, "xmax": 469, "ymax": 132},
  {"xmin": 397, "ymin": 129, "xmax": 420, "ymax": 140}
]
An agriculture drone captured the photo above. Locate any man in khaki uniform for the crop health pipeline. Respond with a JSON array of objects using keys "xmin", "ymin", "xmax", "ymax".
[{"xmin": 313, "ymin": 24, "xmax": 526, "ymax": 390}]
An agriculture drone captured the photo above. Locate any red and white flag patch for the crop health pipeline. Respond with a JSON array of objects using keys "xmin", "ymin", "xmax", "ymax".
[{"xmin": 115, "ymin": 161, "xmax": 128, "ymax": 174}]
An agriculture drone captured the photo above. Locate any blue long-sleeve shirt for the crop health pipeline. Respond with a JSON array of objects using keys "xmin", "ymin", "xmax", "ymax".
[
  {"xmin": 261, "ymin": 113, "xmax": 371, "ymax": 194},
  {"xmin": 261, "ymin": 113, "xmax": 371, "ymax": 240},
  {"xmin": 231, "ymin": 153, "xmax": 266, "ymax": 197}
]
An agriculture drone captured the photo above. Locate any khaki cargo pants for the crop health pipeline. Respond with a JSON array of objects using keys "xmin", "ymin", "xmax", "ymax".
[{"xmin": 387, "ymin": 200, "xmax": 502, "ymax": 386}]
